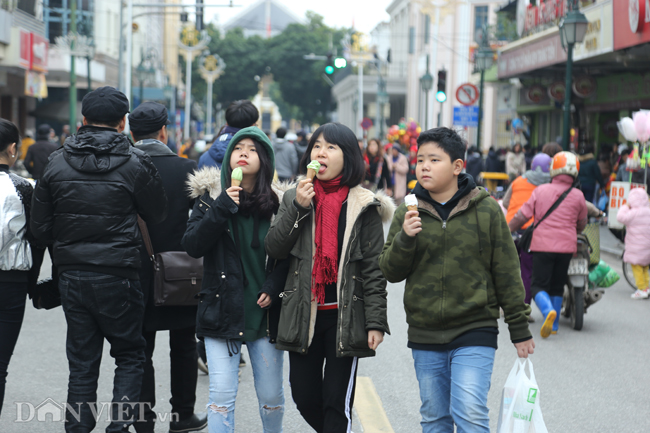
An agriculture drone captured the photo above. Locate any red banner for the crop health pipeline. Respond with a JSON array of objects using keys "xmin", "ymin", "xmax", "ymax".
[{"xmin": 614, "ymin": 0, "xmax": 650, "ymax": 50}]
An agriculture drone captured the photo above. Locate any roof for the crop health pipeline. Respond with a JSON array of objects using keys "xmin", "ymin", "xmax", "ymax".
[{"xmin": 222, "ymin": 0, "xmax": 302, "ymax": 34}]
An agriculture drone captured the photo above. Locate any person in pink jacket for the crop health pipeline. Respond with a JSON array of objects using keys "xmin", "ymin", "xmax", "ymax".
[
  {"xmin": 509, "ymin": 151, "xmax": 588, "ymax": 338},
  {"xmin": 387, "ymin": 144, "xmax": 409, "ymax": 204},
  {"xmin": 617, "ymin": 188, "xmax": 650, "ymax": 299}
]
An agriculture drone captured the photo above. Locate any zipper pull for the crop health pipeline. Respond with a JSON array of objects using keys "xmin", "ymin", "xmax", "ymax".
[{"xmin": 442, "ymin": 220, "xmax": 447, "ymax": 229}]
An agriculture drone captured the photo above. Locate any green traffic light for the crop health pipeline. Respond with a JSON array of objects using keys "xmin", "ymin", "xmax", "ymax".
[
  {"xmin": 325, "ymin": 65, "xmax": 334, "ymax": 74},
  {"xmin": 435, "ymin": 91, "xmax": 447, "ymax": 103},
  {"xmin": 334, "ymin": 58, "xmax": 347, "ymax": 68}
]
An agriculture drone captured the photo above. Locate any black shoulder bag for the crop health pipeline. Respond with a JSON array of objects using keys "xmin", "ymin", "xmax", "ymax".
[{"xmin": 519, "ymin": 182, "xmax": 575, "ymax": 253}]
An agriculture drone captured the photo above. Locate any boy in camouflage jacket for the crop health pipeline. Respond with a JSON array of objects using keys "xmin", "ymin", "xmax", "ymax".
[{"xmin": 379, "ymin": 127, "xmax": 534, "ymax": 433}]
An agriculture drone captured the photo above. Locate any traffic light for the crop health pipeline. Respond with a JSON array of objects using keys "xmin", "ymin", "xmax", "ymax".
[
  {"xmin": 325, "ymin": 53, "xmax": 334, "ymax": 75},
  {"xmin": 334, "ymin": 57, "xmax": 347, "ymax": 69},
  {"xmin": 436, "ymin": 69, "xmax": 447, "ymax": 103}
]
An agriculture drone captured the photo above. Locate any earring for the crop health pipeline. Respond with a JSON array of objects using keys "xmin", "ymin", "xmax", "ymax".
[{"xmin": 11, "ymin": 155, "xmax": 15, "ymax": 158}]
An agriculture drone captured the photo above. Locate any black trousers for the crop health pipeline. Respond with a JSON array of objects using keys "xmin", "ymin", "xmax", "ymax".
[
  {"xmin": 531, "ymin": 252, "xmax": 573, "ymax": 297},
  {"xmin": 0, "ymin": 281, "xmax": 27, "ymax": 417},
  {"xmin": 134, "ymin": 326, "xmax": 198, "ymax": 433},
  {"xmin": 289, "ymin": 310, "xmax": 358, "ymax": 433}
]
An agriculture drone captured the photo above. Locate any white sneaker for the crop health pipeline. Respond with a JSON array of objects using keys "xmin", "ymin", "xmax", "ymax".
[{"xmin": 631, "ymin": 289, "xmax": 649, "ymax": 300}]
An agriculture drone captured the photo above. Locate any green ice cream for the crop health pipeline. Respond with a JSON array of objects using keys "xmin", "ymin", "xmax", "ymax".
[
  {"xmin": 307, "ymin": 160, "xmax": 321, "ymax": 171},
  {"xmin": 231, "ymin": 167, "xmax": 243, "ymax": 182}
]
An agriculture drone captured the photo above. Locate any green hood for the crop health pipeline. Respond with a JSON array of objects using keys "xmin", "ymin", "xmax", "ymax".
[{"xmin": 220, "ymin": 126, "xmax": 275, "ymax": 186}]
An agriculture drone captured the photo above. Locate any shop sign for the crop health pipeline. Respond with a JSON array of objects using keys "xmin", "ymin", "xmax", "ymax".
[
  {"xmin": 18, "ymin": 29, "xmax": 49, "ymax": 72},
  {"xmin": 614, "ymin": 0, "xmax": 650, "ymax": 50},
  {"xmin": 573, "ymin": 0, "xmax": 613, "ymax": 61},
  {"xmin": 525, "ymin": 85, "xmax": 546, "ymax": 104},
  {"xmin": 548, "ymin": 81, "xmax": 566, "ymax": 102},
  {"xmin": 609, "ymin": 182, "xmax": 647, "ymax": 229},
  {"xmin": 24, "ymin": 71, "xmax": 48, "ymax": 99},
  {"xmin": 498, "ymin": 34, "xmax": 565, "ymax": 79},
  {"xmin": 572, "ymin": 75, "xmax": 597, "ymax": 98}
]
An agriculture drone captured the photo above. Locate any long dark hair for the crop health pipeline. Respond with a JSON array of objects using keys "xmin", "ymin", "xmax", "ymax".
[
  {"xmin": 298, "ymin": 122, "xmax": 365, "ymax": 188},
  {"xmin": 222, "ymin": 138, "xmax": 279, "ymax": 219},
  {"xmin": 0, "ymin": 118, "xmax": 20, "ymax": 153}
]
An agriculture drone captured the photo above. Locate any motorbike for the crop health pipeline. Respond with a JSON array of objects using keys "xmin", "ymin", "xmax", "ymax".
[{"xmin": 564, "ymin": 234, "xmax": 605, "ymax": 330}]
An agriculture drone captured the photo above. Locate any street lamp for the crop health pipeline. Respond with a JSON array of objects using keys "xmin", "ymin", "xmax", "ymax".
[
  {"xmin": 420, "ymin": 55, "xmax": 433, "ymax": 130},
  {"xmin": 474, "ymin": 27, "xmax": 494, "ymax": 152},
  {"xmin": 559, "ymin": 0, "xmax": 589, "ymax": 150},
  {"xmin": 136, "ymin": 48, "xmax": 158, "ymax": 107}
]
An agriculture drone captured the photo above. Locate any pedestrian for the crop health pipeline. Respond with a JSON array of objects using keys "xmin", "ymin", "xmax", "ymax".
[
  {"xmin": 524, "ymin": 144, "xmax": 535, "ymax": 170},
  {"xmin": 503, "ymin": 153, "xmax": 552, "ymax": 316},
  {"xmin": 407, "ymin": 145, "xmax": 418, "ymax": 188},
  {"xmin": 18, "ymin": 129, "xmax": 34, "ymax": 161},
  {"xmin": 30, "ymin": 86, "xmax": 168, "ymax": 432},
  {"xmin": 506, "ymin": 142, "xmax": 526, "ymax": 181},
  {"xmin": 541, "ymin": 141, "xmax": 562, "ymax": 157},
  {"xmin": 379, "ymin": 127, "xmax": 534, "ymax": 433},
  {"xmin": 578, "ymin": 143, "xmax": 605, "ymax": 203},
  {"xmin": 60, "ymin": 124, "xmax": 71, "ymax": 146},
  {"xmin": 485, "ymin": 146, "xmax": 502, "ymax": 172},
  {"xmin": 265, "ymin": 122, "xmax": 392, "ymax": 432},
  {"xmin": 616, "ymin": 188, "xmax": 650, "ymax": 299},
  {"xmin": 0, "ymin": 119, "xmax": 37, "ymax": 417},
  {"xmin": 273, "ymin": 127, "xmax": 298, "ymax": 182},
  {"xmin": 183, "ymin": 127, "xmax": 288, "ymax": 433},
  {"xmin": 363, "ymin": 137, "xmax": 392, "ymax": 193},
  {"xmin": 508, "ymin": 151, "xmax": 587, "ymax": 338},
  {"xmin": 294, "ymin": 130, "xmax": 309, "ymax": 162},
  {"xmin": 128, "ymin": 102, "xmax": 207, "ymax": 433},
  {"xmin": 387, "ymin": 144, "xmax": 409, "ymax": 204},
  {"xmin": 24, "ymin": 124, "xmax": 59, "ymax": 180},
  {"xmin": 199, "ymin": 100, "xmax": 259, "ymax": 169},
  {"xmin": 465, "ymin": 145, "xmax": 484, "ymax": 183}
]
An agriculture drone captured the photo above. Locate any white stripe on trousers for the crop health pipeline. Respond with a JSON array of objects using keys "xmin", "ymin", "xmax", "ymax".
[{"xmin": 344, "ymin": 357, "xmax": 358, "ymax": 433}]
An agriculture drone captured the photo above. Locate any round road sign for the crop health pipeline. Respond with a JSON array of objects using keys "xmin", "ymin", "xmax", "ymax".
[{"xmin": 456, "ymin": 83, "xmax": 479, "ymax": 106}]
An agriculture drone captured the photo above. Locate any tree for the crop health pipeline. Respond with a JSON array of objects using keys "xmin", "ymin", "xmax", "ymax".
[{"xmin": 266, "ymin": 12, "xmax": 349, "ymax": 124}]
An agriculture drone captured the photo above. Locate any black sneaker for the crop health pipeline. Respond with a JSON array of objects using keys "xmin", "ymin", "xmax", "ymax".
[{"xmin": 169, "ymin": 412, "xmax": 208, "ymax": 433}]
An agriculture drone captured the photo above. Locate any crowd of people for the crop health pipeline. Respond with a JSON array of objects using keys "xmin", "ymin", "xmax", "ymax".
[{"xmin": 0, "ymin": 86, "xmax": 540, "ymax": 433}]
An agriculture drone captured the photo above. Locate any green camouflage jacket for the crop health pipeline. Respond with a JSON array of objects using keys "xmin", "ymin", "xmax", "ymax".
[{"xmin": 379, "ymin": 187, "xmax": 532, "ymax": 345}]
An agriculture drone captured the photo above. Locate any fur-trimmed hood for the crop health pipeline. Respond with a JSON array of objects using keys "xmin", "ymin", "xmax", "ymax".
[{"xmin": 187, "ymin": 166, "xmax": 293, "ymax": 201}]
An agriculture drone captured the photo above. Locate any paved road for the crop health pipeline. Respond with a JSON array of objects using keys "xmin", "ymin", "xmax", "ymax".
[{"xmin": 1, "ymin": 245, "xmax": 649, "ymax": 432}]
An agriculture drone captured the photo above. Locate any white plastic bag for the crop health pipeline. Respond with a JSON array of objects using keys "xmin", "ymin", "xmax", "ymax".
[{"xmin": 497, "ymin": 358, "xmax": 548, "ymax": 433}]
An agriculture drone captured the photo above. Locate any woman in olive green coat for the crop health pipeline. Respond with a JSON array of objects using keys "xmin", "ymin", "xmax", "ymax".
[{"xmin": 265, "ymin": 122, "xmax": 393, "ymax": 433}]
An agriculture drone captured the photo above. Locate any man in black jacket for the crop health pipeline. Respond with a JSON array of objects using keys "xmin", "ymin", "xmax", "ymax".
[
  {"xmin": 128, "ymin": 102, "xmax": 206, "ymax": 433},
  {"xmin": 24, "ymin": 123, "xmax": 59, "ymax": 180},
  {"xmin": 31, "ymin": 87, "xmax": 168, "ymax": 433}
]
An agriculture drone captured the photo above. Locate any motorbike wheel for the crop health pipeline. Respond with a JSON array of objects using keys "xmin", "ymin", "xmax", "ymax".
[
  {"xmin": 562, "ymin": 287, "xmax": 572, "ymax": 318},
  {"xmin": 571, "ymin": 282, "xmax": 585, "ymax": 331}
]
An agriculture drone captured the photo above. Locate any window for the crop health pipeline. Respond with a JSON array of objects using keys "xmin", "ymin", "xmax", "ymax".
[
  {"xmin": 474, "ymin": 6, "xmax": 488, "ymax": 43},
  {"xmin": 424, "ymin": 14, "xmax": 430, "ymax": 44},
  {"xmin": 409, "ymin": 26, "xmax": 415, "ymax": 54}
]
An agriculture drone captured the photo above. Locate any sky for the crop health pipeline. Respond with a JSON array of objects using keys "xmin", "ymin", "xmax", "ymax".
[{"xmin": 197, "ymin": 0, "xmax": 393, "ymax": 34}]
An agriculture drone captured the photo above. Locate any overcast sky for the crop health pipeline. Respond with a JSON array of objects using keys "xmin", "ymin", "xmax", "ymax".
[{"xmin": 199, "ymin": 0, "xmax": 393, "ymax": 34}]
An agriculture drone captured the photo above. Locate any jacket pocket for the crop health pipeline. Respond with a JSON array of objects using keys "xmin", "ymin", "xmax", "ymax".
[
  {"xmin": 277, "ymin": 261, "xmax": 303, "ymax": 346},
  {"xmin": 197, "ymin": 272, "xmax": 227, "ymax": 332},
  {"xmin": 348, "ymin": 294, "xmax": 369, "ymax": 350}
]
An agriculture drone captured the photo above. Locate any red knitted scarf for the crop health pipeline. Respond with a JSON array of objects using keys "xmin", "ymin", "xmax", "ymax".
[{"xmin": 312, "ymin": 177, "xmax": 349, "ymax": 304}]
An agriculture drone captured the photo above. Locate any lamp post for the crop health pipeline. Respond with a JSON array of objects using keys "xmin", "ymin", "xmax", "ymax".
[
  {"xmin": 135, "ymin": 48, "xmax": 158, "ymax": 107},
  {"xmin": 474, "ymin": 26, "xmax": 493, "ymax": 152},
  {"xmin": 198, "ymin": 52, "xmax": 226, "ymax": 137},
  {"xmin": 420, "ymin": 55, "xmax": 433, "ymax": 131},
  {"xmin": 178, "ymin": 24, "xmax": 210, "ymax": 140},
  {"xmin": 559, "ymin": 0, "xmax": 589, "ymax": 150}
]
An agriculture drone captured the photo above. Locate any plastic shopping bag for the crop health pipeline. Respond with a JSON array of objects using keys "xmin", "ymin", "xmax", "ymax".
[{"xmin": 497, "ymin": 358, "xmax": 548, "ymax": 433}]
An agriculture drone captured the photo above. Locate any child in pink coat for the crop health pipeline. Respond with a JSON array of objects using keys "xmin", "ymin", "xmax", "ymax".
[{"xmin": 617, "ymin": 188, "xmax": 650, "ymax": 299}]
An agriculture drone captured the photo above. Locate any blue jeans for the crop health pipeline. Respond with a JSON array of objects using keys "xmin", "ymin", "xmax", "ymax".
[
  {"xmin": 204, "ymin": 336, "xmax": 284, "ymax": 433},
  {"xmin": 59, "ymin": 271, "xmax": 146, "ymax": 433},
  {"xmin": 412, "ymin": 346, "xmax": 496, "ymax": 433}
]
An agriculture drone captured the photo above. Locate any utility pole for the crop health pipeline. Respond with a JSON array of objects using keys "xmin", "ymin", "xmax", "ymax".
[
  {"xmin": 125, "ymin": 0, "xmax": 133, "ymax": 113},
  {"xmin": 179, "ymin": 24, "xmax": 210, "ymax": 140},
  {"xmin": 69, "ymin": 0, "xmax": 77, "ymax": 132}
]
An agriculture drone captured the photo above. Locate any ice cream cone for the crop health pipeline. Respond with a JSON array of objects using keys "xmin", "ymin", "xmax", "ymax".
[
  {"xmin": 306, "ymin": 160, "xmax": 321, "ymax": 181},
  {"xmin": 306, "ymin": 168, "xmax": 317, "ymax": 180},
  {"xmin": 407, "ymin": 205, "xmax": 418, "ymax": 212},
  {"xmin": 232, "ymin": 179, "xmax": 241, "ymax": 187}
]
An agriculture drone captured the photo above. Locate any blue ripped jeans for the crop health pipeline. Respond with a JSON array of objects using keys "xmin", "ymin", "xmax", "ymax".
[
  {"xmin": 412, "ymin": 346, "xmax": 496, "ymax": 433},
  {"xmin": 204, "ymin": 336, "xmax": 284, "ymax": 433}
]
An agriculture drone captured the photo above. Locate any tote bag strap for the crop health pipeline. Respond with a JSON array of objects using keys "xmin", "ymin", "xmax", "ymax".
[{"xmin": 137, "ymin": 216, "xmax": 155, "ymax": 261}]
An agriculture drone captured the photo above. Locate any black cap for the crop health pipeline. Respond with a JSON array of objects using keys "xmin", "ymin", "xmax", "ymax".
[
  {"xmin": 128, "ymin": 102, "xmax": 171, "ymax": 135},
  {"xmin": 81, "ymin": 86, "xmax": 129, "ymax": 122},
  {"xmin": 37, "ymin": 124, "xmax": 51, "ymax": 138}
]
